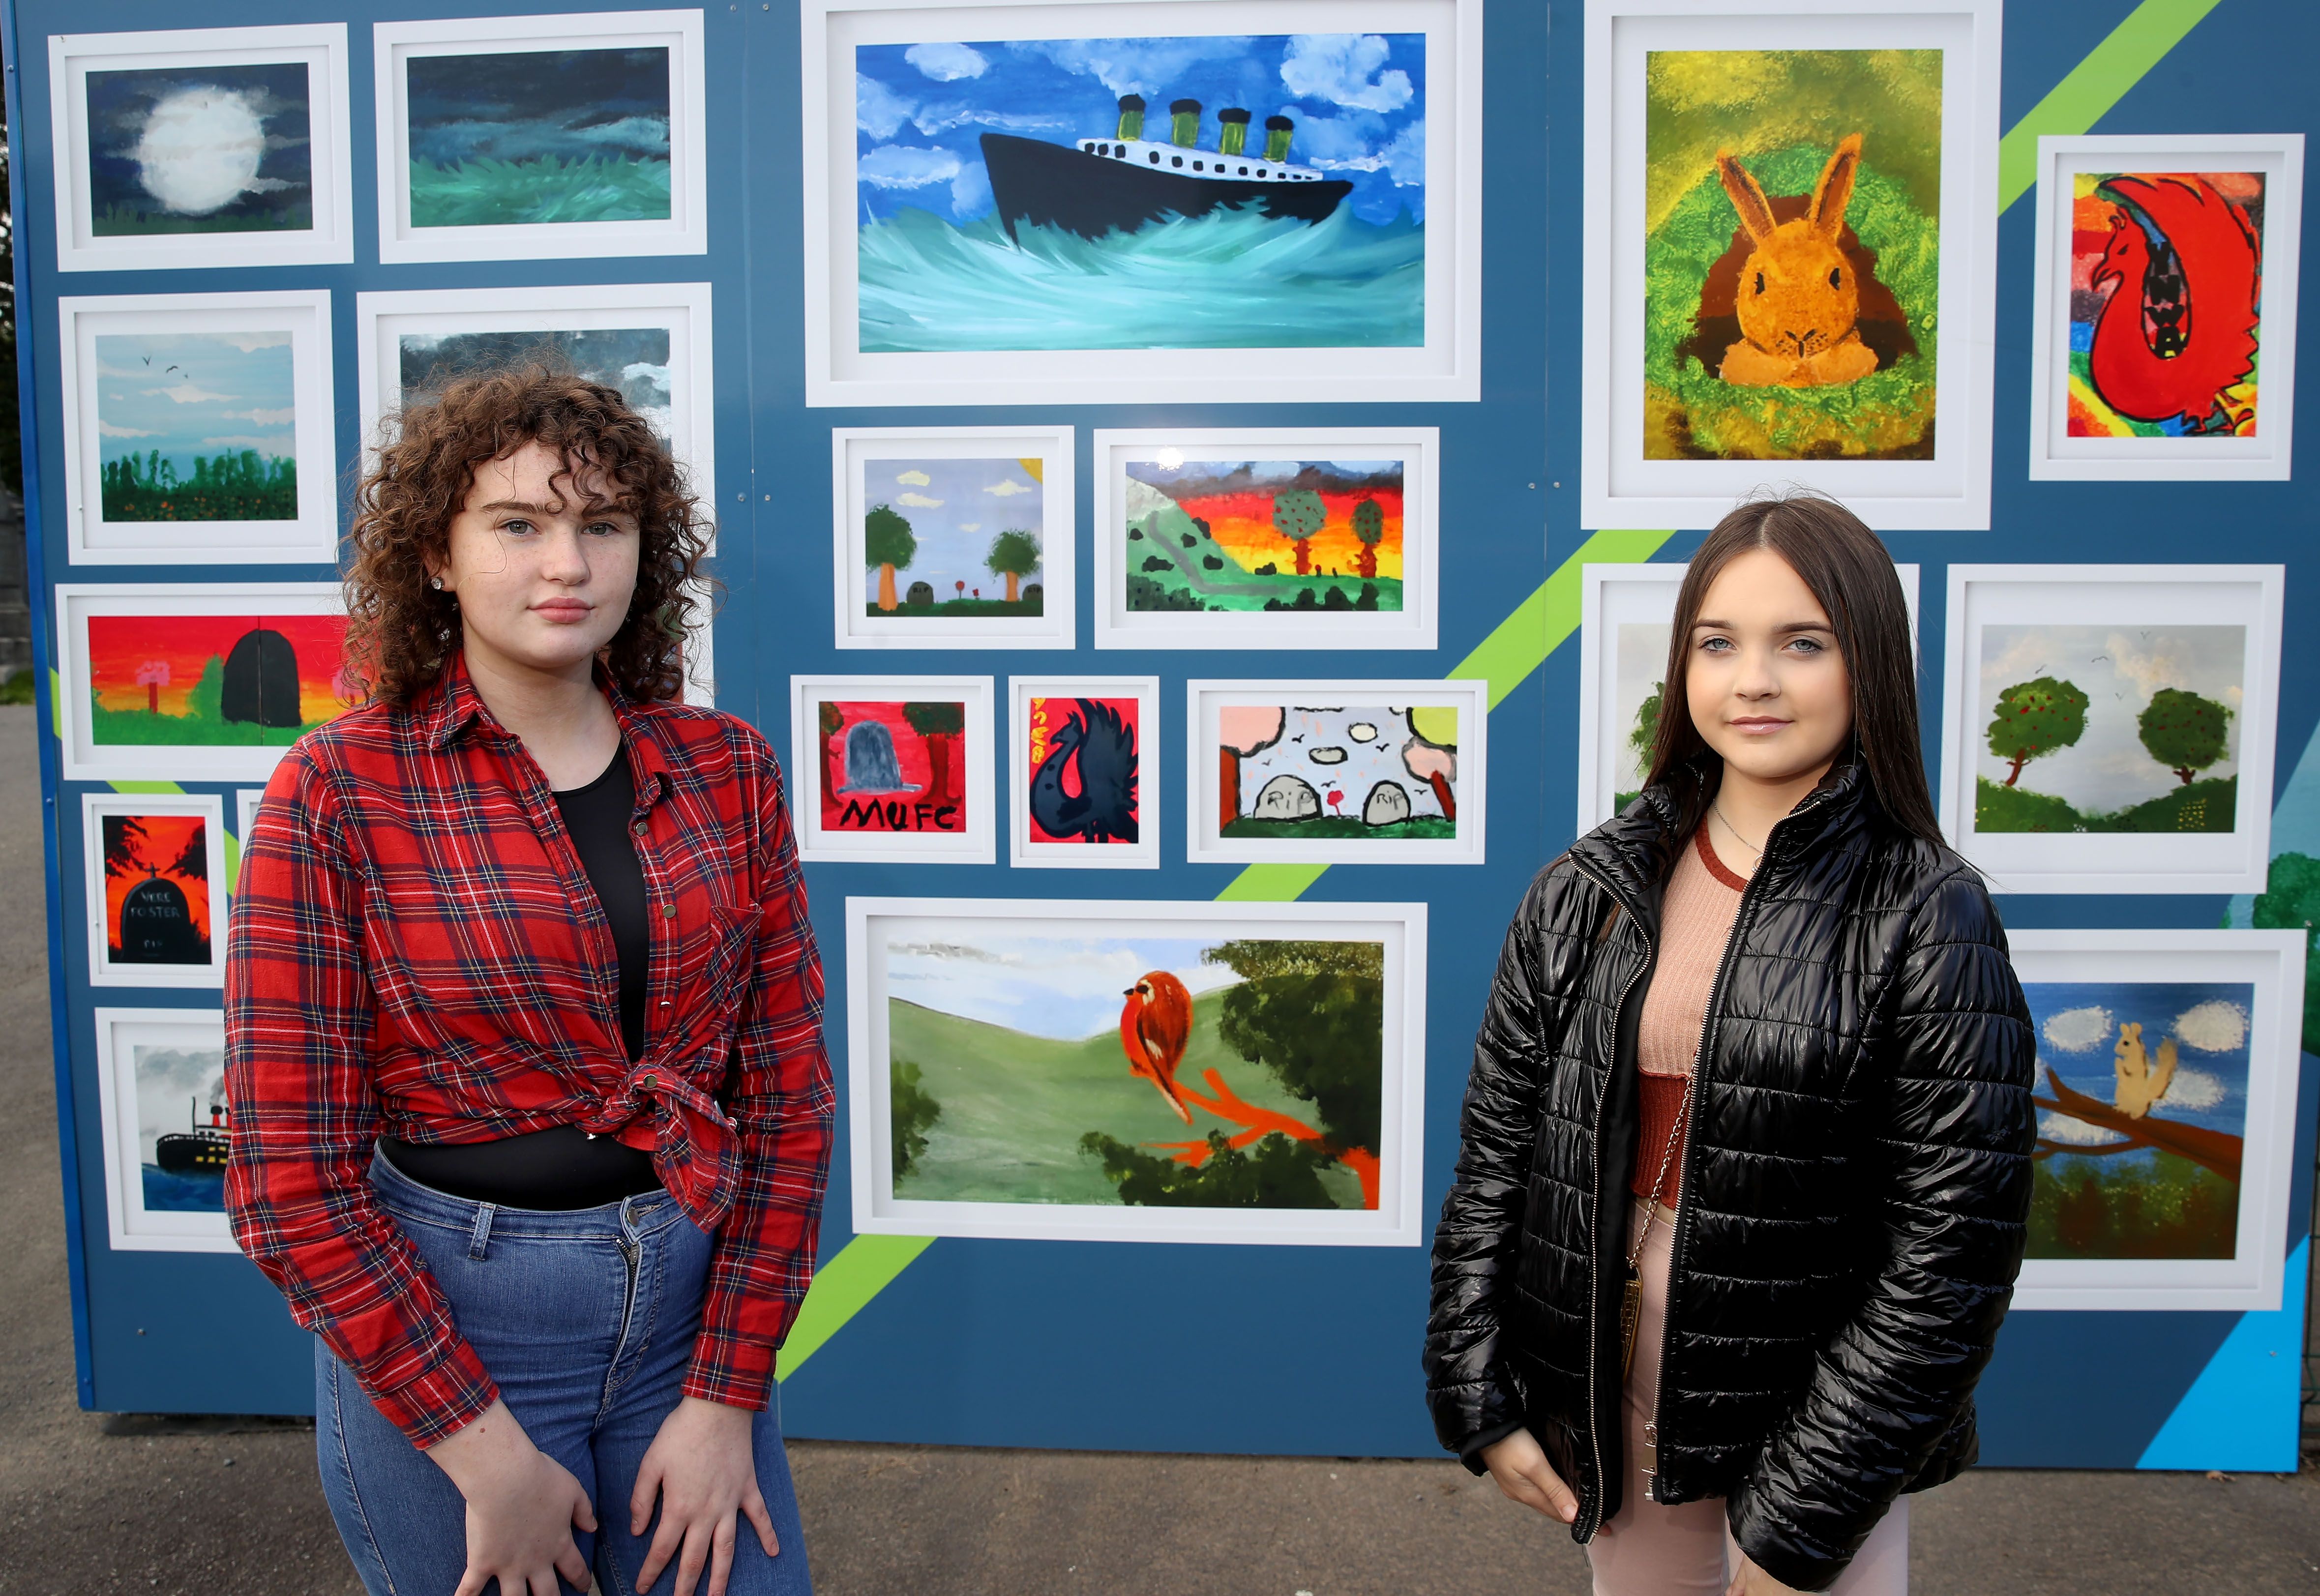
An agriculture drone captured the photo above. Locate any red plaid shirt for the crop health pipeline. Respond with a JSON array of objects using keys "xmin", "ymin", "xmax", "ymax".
[{"xmin": 225, "ymin": 655, "xmax": 832, "ymax": 1447}]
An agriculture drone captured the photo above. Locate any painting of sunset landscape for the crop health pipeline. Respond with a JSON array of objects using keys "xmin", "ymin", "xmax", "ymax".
[
  {"xmin": 86, "ymin": 612, "xmax": 350, "ymax": 747},
  {"xmin": 1122, "ymin": 458, "xmax": 1403, "ymax": 615}
]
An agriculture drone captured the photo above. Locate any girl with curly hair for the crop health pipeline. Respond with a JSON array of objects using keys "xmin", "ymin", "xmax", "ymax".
[{"xmin": 226, "ymin": 369, "xmax": 831, "ymax": 1596}]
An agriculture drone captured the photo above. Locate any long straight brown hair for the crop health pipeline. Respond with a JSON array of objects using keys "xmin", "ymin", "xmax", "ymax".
[{"xmin": 1644, "ymin": 492, "xmax": 1944, "ymax": 849}]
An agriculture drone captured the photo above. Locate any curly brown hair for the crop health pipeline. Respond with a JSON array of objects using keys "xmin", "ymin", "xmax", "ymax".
[{"xmin": 343, "ymin": 367, "xmax": 711, "ymax": 707}]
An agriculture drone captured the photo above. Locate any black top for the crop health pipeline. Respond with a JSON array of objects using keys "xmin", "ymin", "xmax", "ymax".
[{"xmin": 379, "ymin": 748, "xmax": 662, "ymax": 1211}]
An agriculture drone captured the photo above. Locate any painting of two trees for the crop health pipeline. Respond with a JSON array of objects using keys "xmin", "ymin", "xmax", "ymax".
[
  {"xmin": 1121, "ymin": 458, "xmax": 1404, "ymax": 616},
  {"xmin": 860, "ymin": 457, "xmax": 1045, "ymax": 618}
]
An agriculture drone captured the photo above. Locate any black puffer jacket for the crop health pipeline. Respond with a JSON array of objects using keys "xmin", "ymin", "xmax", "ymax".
[{"xmin": 1424, "ymin": 758, "xmax": 2035, "ymax": 1591}]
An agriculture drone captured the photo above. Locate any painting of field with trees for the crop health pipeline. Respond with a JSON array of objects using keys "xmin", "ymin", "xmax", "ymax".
[
  {"xmin": 86, "ymin": 613, "xmax": 349, "ymax": 748},
  {"xmin": 1976, "ymin": 624, "xmax": 2244, "ymax": 834},
  {"xmin": 2024, "ymin": 978, "xmax": 2251, "ymax": 1260},
  {"xmin": 94, "ymin": 332, "xmax": 298, "ymax": 522},
  {"xmin": 884, "ymin": 930, "xmax": 1385, "ymax": 1212},
  {"xmin": 1122, "ymin": 459, "xmax": 1402, "ymax": 616},
  {"xmin": 861, "ymin": 458, "xmax": 1043, "ymax": 618}
]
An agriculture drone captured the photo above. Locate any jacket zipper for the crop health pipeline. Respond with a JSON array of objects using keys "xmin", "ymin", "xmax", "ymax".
[
  {"xmin": 1641, "ymin": 790, "xmax": 1835, "ymax": 1502},
  {"xmin": 1568, "ymin": 859, "xmax": 1654, "ymax": 1538}
]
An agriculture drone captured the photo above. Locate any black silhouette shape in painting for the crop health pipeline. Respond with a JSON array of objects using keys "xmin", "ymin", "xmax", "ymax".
[
  {"xmin": 1028, "ymin": 697, "xmax": 1139, "ymax": 846},
  {"xmin": 221, "ymin": 628, "xmax": 301, "ymax": 726}
]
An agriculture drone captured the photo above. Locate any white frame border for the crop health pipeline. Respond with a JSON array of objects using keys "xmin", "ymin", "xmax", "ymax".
[
  {"xmin": 58, "ymin": 291, "xmax": 338, "ymax": 566},
  {"xmin": 92, "ymin": 1006, "xmax": 237, "ymax": 1253},
  {"xmin": 56, "ymin": 582, "xmax": 347, "ymax": 783},
  {"xmin": 2007, "ymin": 929, "xmax": 2304, "ymax": 1313},
  {"xmin": 1186, "ymin": 678, "xmax": 1486, "ymax": 865},
  {"xmin": 48, "ymin": 23, "xmax": 356, "ymax": 272},
  {"xmin": 373, "ymin": 9, "xmax": 709, "ymax": 265},
  {"xmin": 1937, "ymin": 564, "xmax": 2284, "ymax": 894},
  {"xmin": 1579, "ymin": 0, "xmax": 2002, "ymax": 531},
  {"xmin": 1094, "ymin": 427, "xmax": 1439, "ymax": 651},
  {"xmin": 845, "ymin": 895, "xmax": 1429, "ymax": 1245},
  {"xmin": 789, "ymin": 675, "xmax": 996, "ymax": 863},
  {"xmin": 2028, "ymin": 134, "xmax": 2304, "ymax": 482},
  {"xmin": 801, "ymin": 0, "xmax": 1482, "ymax": 406},
  {"xmin": 1008, "ymin": 675, "xmax": 1162, "ymax": 870},
  {"xmin": 82, "ymin": 793, "xmax": 229, "ymax": 991},
  {"xmin": 832, "ymin": 426, "xmax": 1076, "ymax": 650},
  {"xmin": 1576, "ymin": 561, "xmax": 1919, "ymax": 835}
]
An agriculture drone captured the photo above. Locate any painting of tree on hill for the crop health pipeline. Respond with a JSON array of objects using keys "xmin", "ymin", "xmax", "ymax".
[
  {"xmin": 1122, "ymin": 457, "xmax": 1402, "ymax": 617},
  {"xmin": 861, "ymin": 458, "xmax": 1044, "ymax": 618},
  {"xmin": 85, "ymin": 612, "xmax": 350, "ymax": 749}
]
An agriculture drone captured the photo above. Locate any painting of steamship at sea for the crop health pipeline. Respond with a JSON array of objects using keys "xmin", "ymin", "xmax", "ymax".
[
  {"xmin": 94, "ymin": 1008, "xmax": 238, "ymax": 1251},
  {"xmin": 48, "ymin": 24, "xmax": 356, "ymax": 271},
  {"xmin": 83, "ymin": 794, "xmax": 227, "ymax": 989},
  {"xmin": 1011, "ymin": 678, "xmax": 1160, "ymax": 869},
  {"xmin": 2006, "ymin": 931, "xmax": 2305, "ymax": 1313},
  {"xmin": 1096, "ymin": 431, "xmax": 1437, "ymax": 649},
  {"xmin": 57, "ymin": 584, "xmax": 350, "ymax": 782},
  {"xmin": 790, "ymin": 676, "xmax": 995, "ymax": 863},
  {"xmin": 845, "ymin": 898, "xmax": 1426, "ymax": 1244},
  {"xmin": 1189, "ymin": 680, "xmax": 1486, "ymax": 865},
  {"xmin": 60, "ymin": 292, "xmax": 337, "ymax": 563},
  {"xmin": 1939, "ymin": 566, "xmax": 2281, "ymax": 894},
  {"xmin": 2030, "ymin": 135, "xmax": 2305, "ymax": 481},
  {"xmin": 374, "ymin": 12, "xmax": 706, "ymax": 263}
]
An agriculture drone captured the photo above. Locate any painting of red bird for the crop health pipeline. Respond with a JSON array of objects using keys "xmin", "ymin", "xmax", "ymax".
[{"xmin": 1120, "ymin": 971, "xmax": 1194, "ymax": 1124}]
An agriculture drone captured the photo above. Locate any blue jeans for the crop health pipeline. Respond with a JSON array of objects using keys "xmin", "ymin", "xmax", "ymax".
[{"xmin": 315, "ymin": 1153, "xmax": 813, "ymax": 1596}]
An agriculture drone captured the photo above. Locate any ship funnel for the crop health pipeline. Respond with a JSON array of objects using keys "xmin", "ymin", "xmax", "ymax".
[
  {"xmin": 1168, "ymin": 98, "xmax": 1201, "ymax": 148},
  {"xmin": 1115, "ymin": 94, "xmax": 1145, "ymax": 142},
  {"xmin": 1218, "ymin": 108, "xmax": 1250, "ymax": 156},
  {"xmin": 1264, "ymin": 115, "xmax": 1295, "ymax": 162}
]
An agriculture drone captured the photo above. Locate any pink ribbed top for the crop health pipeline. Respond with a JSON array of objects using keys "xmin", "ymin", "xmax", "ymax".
[{"xmin": 1631, "ymin": 828, "xmax": 1747, "ymax": 1205}]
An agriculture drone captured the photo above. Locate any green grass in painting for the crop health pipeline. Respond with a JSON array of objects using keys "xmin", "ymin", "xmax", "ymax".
[
  {"xmin": 886, "ymin": 998, "xmax": 1364, "ymax": 1211},
  {"xmin": 101, "ymin": 451, "xmax": 296, "ymax": 523},
  {"xmin": 92, "ymin": 202, "xmax": 313, "ymax": 236},
  {"xmin": 867, "ymin": 597, "xmax": 1043, "ymax": 619},
  {"xmin": 1124, "ymin": 498, "xmax": 1402, "ymax": 615},
  {"xmin": 1974, "ymin": 774, "xmax": 2236, "ymax": 834},
  {"xmin": 1643, "ymin": 146, "xmax": 1941, "ymax": 461},
  {"xmin": 2026, "ymin": 1148, "xmax": 2237, "ymax": 1260},
  {"xmin": 410, "ymin": 155, "xmax": 672, "ymax": 228},
  {"xmin": 1222, "ymin": 816, "xmax": 1456, "ymax": 842}
]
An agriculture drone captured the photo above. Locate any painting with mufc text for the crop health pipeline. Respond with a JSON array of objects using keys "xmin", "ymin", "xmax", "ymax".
[
  {"xmin": 886, "ymin": 930, "xmax": 1384, "ymax": 1211},
  {"xmin": 815, "ymin": 699, "xmax": 971, "ymax": 837},
  {"xmin": 87, "ymin": 612, "xmax": 349, "ymax": 749},
  {"xmin": 2069, "ymin": 171, "xmax": 2265, "ymax": 439},
  {"xmin": 1643, "ymin": 48, "xmax": 1942, "ymax": 461},
  {"xmin": 854, "ymin": 32, "xmax": 1426, "ymax": 352}
]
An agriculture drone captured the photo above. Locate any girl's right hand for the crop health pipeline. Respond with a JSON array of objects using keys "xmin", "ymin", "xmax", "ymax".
[
  {"xmin": 1480, "ymin": 1427, "xmax": 1579, "ymax": 1523},
  {"xmin": 425, "ymin": 1397, "xmax": 598, "ymax": 1596}
]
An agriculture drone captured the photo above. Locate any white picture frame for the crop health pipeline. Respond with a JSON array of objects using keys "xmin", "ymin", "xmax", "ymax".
[
  {"xmin": 92, "ymin": 1006, "xmax": 238, "ymax": 1253},
  {"xmin": 355, "ymin": 283, "xmax": 717, "ymax": 503},
  {"xmin": 48, "ymin": 23, "xmax": 356, "ymax": 272},
  {"xmin": 1008, "ymin": 675, "xmax": 1161, "ymax": 870},
  {"xmin": 788, "ymin": 675, "xmax": 995, "ymax": 863},
  {"xmin": 1937, "ymin": 564, "xmax": 2283, "ymax": 894},
  {"xmin": 1093, "ymin": 427, "xmax": 1439, "ymax": 651},
  {"xmin": 2007, "ymin": 929, "xmax": 2305, "ymax": 1313},
  {"xmin": 2028, "ymin": 133, "xmax": 2304, "ymax": 482},
  {"xmin": 55, "ymin": 582, "xmax": 348, "ymax": 784},
  {"xmin": 1576, "ymin": 560, "xmax": 1919, "ymax": 834},
  {"xmin": 82, "ymin": 793, "xmax": 229, "ymax": 990},
  {"xmin": 1186, "ymin": 678, "xmax": 1486, "ymax": 865},
  {"xmin": 845, "ymin": 896, "xmax": 1429, "ymax": 1246},
  {"xmin": 1579, "ymin": 0, "xmax": 2002, "ymax": 531},
  {"xmin": 373, "ymin": 9, "xmax": 709, "ymax": 265},
  {"xmin": 801, "ymin": 0, "xmax": 1483, "ymax": 406},
  {"xmin": 58, "ymin": 291, "xmax": 337, "ymax": 566},
  {"xmin": 832, "ymin": 426, "xmax": 1076, "ymax": 650}
]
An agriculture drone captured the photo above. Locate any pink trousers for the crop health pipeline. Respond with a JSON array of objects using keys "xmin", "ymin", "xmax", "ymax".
[{"xmin": 1584, "ymin": 1197, "xmax": 1908, "ymax": 1596}]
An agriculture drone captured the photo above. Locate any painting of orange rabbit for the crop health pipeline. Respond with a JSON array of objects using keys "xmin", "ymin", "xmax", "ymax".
[
  {"xmin": 882, "ymin": 927, "xmax": 1385, "ymax": 1212},
  {"xmin": 1643, "ymin": 48, "xmax": 1943, "ymax": 460}
]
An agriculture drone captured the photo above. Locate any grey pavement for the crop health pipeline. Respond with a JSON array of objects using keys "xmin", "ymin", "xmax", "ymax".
[{"xmin": 1, "ymin": 701, "xmax": 2314, "ymax": 1594}]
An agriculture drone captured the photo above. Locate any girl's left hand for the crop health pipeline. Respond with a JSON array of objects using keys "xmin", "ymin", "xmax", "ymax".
[
  {"xmin": 631, "ymin": 1395, "xmax": 779, "ymax": 1596},
  {"xmin": 1727, "ymin": 1553, "xmax": 1807, "ymax": 1596}
]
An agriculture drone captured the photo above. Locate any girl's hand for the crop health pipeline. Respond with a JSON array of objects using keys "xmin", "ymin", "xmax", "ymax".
[
  {"xmin": 1479, "ymin": 1427, "xmax": 1579, "ymax": 1523},
  {"xmin": 1727, "ymin": 1552, "xmax": 1807, "ymax": 1595},
  {"xmin": 631, "ymin": 1395, "xmax": 779, "ymax": 1596},
  {"xmin": 424, "ymin": 1397, "xmax": 597, "ymax": 1596}
]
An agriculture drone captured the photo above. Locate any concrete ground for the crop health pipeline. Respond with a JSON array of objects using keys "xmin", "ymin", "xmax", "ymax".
[{"xmin": 1, "ymin": 699, "xmax": 2314, "ymax": 1595}]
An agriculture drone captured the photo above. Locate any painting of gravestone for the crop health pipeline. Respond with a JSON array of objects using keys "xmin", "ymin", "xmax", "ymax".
[
  {"xmin": 86, "ymin": 612, "xmax": 349, "ymax": 749},
  {"xmin": 814, "ymin": 699, "xmax": 971, "ymax": 837},
  {"xmin": 102, "ymin": 813, "xmax": 213, "ymax": 966}
]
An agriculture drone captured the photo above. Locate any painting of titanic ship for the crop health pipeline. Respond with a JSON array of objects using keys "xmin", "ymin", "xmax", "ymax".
[
  {"xmin": 981, "ymin": 94, "xmax": 1352, "ymax": 243},
  {"xmin": 154, "ymin": 1094, "xmax": 231, "ymax": 1176}
]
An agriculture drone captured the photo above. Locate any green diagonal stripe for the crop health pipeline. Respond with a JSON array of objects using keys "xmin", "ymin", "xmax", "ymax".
[
  {"xmin": 776, "ymin": 1233, "xmax": 934, "ymax": 1381},
  {"xmin": 1996, "ymin": 0, "xmax": 2224, "ymax": 210}
]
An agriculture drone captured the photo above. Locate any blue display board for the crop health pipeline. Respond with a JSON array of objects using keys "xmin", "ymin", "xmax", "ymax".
[{"xmin": 6, "ymin": 0, "xmax": 2312, "ymax": 1473}]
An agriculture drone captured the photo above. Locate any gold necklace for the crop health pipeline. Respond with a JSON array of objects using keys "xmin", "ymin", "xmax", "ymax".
[{"xmin": 1710, "ymin": 802, "xmax": 1764, "ymax": 858}]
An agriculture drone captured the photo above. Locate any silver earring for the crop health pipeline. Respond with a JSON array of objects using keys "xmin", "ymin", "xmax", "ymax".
[{"xmin": 429, "ymin": 576, "xmax": 445, "ymax": 590}]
